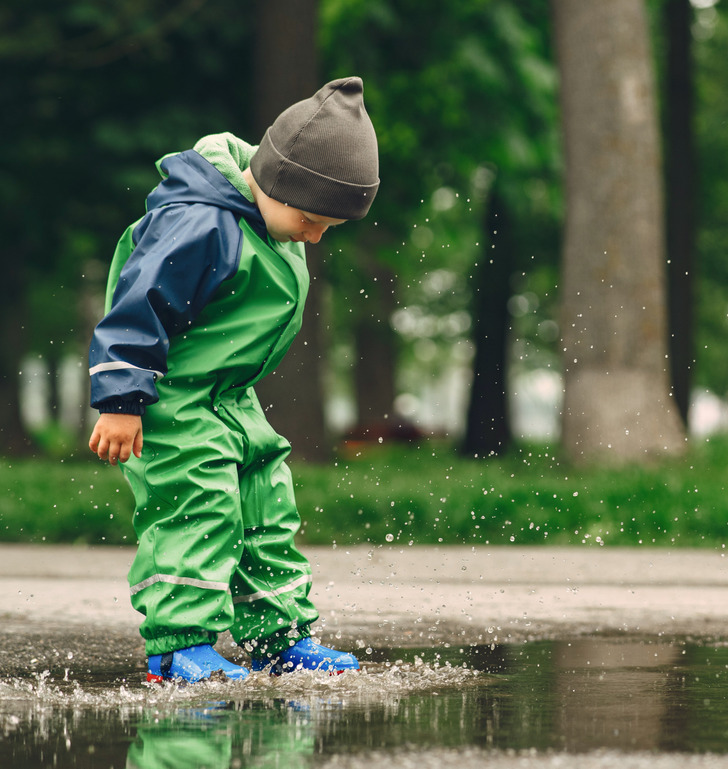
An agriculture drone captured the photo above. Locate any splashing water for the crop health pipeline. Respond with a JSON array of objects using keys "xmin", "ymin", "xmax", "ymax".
[{"xmin": 5, "ymin": 639, "xmax": 728, "ymax": 768}]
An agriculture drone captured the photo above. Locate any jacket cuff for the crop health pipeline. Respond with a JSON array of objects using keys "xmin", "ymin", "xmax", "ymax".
[{"xmin": 97, "ymin": 398, "xmax": 146, "ymax": 416}]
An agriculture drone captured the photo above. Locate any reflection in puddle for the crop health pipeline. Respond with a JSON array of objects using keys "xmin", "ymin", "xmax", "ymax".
[{"xmin": 2, "ymin": 638, "xmax": 728, "ymax": 767}]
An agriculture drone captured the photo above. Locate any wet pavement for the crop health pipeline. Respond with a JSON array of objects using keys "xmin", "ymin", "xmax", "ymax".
[{"xmin": 3, "ymin": 543, "xmax": 728, "ymax": 767}]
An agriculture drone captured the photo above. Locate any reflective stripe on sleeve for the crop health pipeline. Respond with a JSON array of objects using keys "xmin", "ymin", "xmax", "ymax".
[{"xmin": 89, "ymin": 361, "xmax": 165, "ymax": 380}]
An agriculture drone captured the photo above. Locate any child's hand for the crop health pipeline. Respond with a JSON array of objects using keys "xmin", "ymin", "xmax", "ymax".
[{"xmin": 89, "ymin": 413, "xmax": 144, "ymax": 466}]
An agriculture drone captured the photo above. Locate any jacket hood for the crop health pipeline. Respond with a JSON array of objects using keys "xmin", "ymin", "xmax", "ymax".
[{"xmin": 146, "ymin": 133, "xmax": 260, "ymax": 221}]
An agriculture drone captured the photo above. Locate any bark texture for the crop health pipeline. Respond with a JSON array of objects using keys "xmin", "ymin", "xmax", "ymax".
[{"xmin": 552, "ymin": 0, "xmax": 685, "ymax": 464}]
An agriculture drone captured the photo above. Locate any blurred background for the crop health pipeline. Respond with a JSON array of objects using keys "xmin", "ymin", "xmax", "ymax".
[{"xmin": 2, "ymin": 0, "xmax": 727, "ymax": 467}]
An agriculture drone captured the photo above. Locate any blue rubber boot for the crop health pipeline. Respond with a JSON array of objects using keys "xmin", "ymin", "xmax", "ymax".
[
  {"xmin": 251, "ymin": 637, "xmax": 359, "ymax": 675},
  {"xmin": 147, "ymin": 644, "xmax": 250, "ymax": 684}
]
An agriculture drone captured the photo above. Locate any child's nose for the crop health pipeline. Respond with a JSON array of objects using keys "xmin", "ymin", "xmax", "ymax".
[{"xmin": 306, "ymin": 224, "xmax": 329, "ymax": 244}]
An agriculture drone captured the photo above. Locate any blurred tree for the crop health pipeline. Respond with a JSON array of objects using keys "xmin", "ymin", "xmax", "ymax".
[
  {"xmin": 691, "ymin": 2, "xmax": 728, "ymax": 404},
  {"xmin": 664, "ymin": 0, "xmax": 697, "ymax": 424},
  {"xmin": 463, "ymin": 189, "xmax": 512, "ymax": 455},
  {"xmin": 0, "ymin": 0, "xmax": 255, "ymax": 454},
  {"xmin": 320, "ymin": 0, "xmax": 560, "ymax": 449},
  {"xmin": 464, "ymin": 1, "xmax": 561, "ymax": 454},
  {"xmin": 248, "ymin": 0, "xmax": 330, "ymax": 462},
  {"xmin": 552, "ymin": 0, "xmax": 685, "ymax": 464}
]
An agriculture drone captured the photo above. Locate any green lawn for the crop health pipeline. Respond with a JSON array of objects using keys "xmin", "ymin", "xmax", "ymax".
[{"xmin": 1, "ymin": 436, "xmax": 727, "ymax": 548}]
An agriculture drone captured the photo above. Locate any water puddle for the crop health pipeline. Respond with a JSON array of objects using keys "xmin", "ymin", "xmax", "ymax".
[{"xmin": 3, "ymin": 637, "xmax": 728, "ymax": 768}]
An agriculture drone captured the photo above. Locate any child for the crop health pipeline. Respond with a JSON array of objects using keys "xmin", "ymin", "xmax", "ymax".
[{"xmin": 88, "ymin": 77, "xmax": 379, "ymax": 683}]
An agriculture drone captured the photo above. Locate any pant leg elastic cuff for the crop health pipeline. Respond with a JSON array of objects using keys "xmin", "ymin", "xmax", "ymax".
[{"xmin": 144, "ymin": 630, "xmax": 218, "ymax": 657}]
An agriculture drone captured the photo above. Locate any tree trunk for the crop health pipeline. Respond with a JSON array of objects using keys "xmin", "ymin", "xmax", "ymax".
[
  {"xmin": 0, "ymin": 306, "xmax": 33, "ymax": 456},
  {"xmin": 664, "ymin": 0, "xmax": 696, "ymax": 424},
  {"xmin": 352, "ymin": 255, "xmax": 397, "ymax": 432},
  {"xmin": 250, "ymin": 0, "xmax": 330, "ymax": 461},
  {"xmin": 463, "ymin": 189, "xmax": 511, "ymax": 456},
  {"xmin": 0, "ymin": 269, "xmax": 33, "ymax": 455},
  {"xmin": 552, "ymin": 0, "xmax": 685, "ymax": 464},
  {"xmin": 251, "ymin": 0, "xmax": 320, "ymax": 126}
]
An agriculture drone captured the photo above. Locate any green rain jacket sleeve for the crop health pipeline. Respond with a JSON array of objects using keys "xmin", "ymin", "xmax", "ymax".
[{"xmin": 88, "ymin": 202, "xmax": 243, "ymax": 414}]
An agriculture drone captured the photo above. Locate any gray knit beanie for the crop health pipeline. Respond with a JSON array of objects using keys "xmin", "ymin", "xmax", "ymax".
[{"xmin": 250, "ymin": 76, "xmax": 379, "ymax": 220}]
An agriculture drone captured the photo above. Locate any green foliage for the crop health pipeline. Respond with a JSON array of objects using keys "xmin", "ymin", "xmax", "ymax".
[
  {"xmin": 0, "ymin": 457, "xmax": 135, "ymax": 544},
  {"xmin": 318, "ymin": 0, "xmax": 562, "ymax": 417},
  {"xmin": 294, "ymin": 438, "xmax": 728, "ymax": 548},
  {"xmin": 320, "ymin": 0, "xmax": 560, "ymax": 238},
  {"xmin": 7, "ymin": 0, "xmax": 728, "ymax": 459},
  {"xmin": 28, "ymin": 422, "xmax": 79, "ymax": 459},
  {"xmin": 4, "ymin": 436, "xmax": 728, "ymax": 548},
  {"xmin": 0, "ymin": 0, "xmax": 256, "ymax": 357},
  {"xmin": 648, "ymin": 0, "xmax": 728, "ymax": 397}
]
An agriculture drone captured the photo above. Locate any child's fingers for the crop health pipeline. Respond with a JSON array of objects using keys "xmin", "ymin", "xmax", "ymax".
[
  {"xmin": 92, "ymin": 437, "xmax": 109, "ymax": 460},
  {"xmin": 89, "ymin": 414, "xmax": 142, "ymax": 464},
  {"xmin": 93, "ymin": 436, "xmax": 123, "ymax": 464},
  {"xmin": 116, "ymin": 439, "xmax": 136, "ymax": 464},
  {"xmin": 133, "ymin": 429, "xmax": 144, "ymax": 459},
  {"xmin": 89, "ymin": 426, "xmax": 101, "ymax": 454},
  {"xmin": 107, "ymin": 440, "xmax": 125, "ymax": 465}
]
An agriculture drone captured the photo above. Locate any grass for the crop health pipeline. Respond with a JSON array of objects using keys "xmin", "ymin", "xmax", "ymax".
[{"xmin": 1, "ymin": 436, "xmax": 727, "ymax": 548}]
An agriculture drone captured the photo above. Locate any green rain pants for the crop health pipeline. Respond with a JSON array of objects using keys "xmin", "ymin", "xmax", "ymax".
[{"xmin": 121, "ymin": 383, "xmax": 319, "ymax": 657}]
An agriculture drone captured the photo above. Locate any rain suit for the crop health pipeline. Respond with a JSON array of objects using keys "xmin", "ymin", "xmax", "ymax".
[{"xmin": 89, "ymin": 134, "xmax": 318, "ymax": 656}]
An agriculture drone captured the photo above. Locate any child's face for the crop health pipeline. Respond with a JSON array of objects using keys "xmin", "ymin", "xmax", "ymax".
[
  {"xmin": 259, "ymin": 195, "xmax": 346, "ymax": 244},
  {"xmin": 244, "ymin": 166, "xmax": 347, "ymax": 244}
]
